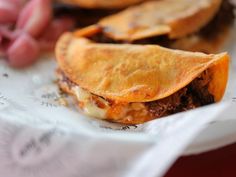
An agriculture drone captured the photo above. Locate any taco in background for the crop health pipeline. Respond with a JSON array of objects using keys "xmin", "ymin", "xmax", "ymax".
[
  {"xmin": 85, "ymin": 0, "xmax": 235, "ymax": 53},
  {"xmin": 53, "ymin": 0, "xmax": 148, "ymax": 27},
  {"xmin": 52, "ymin": 3, "xmax": 118, "ymax": 27},
  {"xmin": 57, "ymin": 0, "xmax": 147, "ymax": 9}
]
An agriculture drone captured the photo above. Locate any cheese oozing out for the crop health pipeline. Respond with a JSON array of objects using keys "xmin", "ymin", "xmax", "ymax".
[{"xmin": 72, "ymin": 86, "xmax": 109, "ymax": 119}]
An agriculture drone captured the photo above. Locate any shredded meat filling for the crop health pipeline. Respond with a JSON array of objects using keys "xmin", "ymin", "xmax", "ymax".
[{"xmin": 145, "ymin": 71, "xmax": 214, "ymax": 118}]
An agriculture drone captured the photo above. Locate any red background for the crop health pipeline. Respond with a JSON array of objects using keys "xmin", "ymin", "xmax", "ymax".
[{"xmin": 164, "ymin": 143, "xmax": 236, "ymax": 177}]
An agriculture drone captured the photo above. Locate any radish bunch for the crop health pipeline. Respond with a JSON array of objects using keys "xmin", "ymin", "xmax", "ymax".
[{"xmin": 0, "ymin": 0, "xmax": 74, "ymax": 68}]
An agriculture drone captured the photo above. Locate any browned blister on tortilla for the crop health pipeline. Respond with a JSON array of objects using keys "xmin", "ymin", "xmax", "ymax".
[
  {"xmin": 98, "ymin": 0, "xmax": 222, "ymax": 41},
  {"xmin": 56, "ymin": 32, "xmax": 229, "ymax": 103},
  {"xmin": 57, "ymin": 0, "xmax": 147, "ymax": 9}
]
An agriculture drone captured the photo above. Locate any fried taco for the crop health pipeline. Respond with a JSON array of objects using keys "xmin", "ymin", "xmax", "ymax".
[
  {"xmin": 55, "ymin": 31, "xmax": 229, "ymax": 124},
  {"xmin": 53, "ymin": 3, "xmax": 119, "ymax": 27},
  {"xmin": 84, "ymin": 0, "xmax": 234, "ymax": 53},
  {"xmin": 57, "ymin": 0, "xmax": 147, "ymax": 9},
  {"xmin": 53, "ymin": 0, "xmax": 148, "ymax": 27}
]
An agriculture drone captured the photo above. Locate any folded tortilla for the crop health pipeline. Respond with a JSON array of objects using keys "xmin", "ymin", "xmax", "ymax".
[
  {"xmin": 57, "ymin": 0, "xmax": 147, "ymax": 9},
  {"xmin": 56, "ymin": 31, "xmax": 229, "ymax": 124},
  {"xmin": 72, "ymin": 0, "xmax": 234, "ymax": 54},
  {"xmin": 99, "ymin": 0, "xmax": 222, "ymax": 41}
]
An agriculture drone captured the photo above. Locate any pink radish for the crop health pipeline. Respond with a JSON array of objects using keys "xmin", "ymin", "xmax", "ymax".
[
  {"xmin": 7, "ymin": 33, "xmax": 40, "ymax": 68},
  {"xmin": 16, "ymin": 0, "xmax": 52, "ymax": 37},
  {"xmin": 0, "ymin": 0, "xmax": 20, "ymax": 24},
  {"xmin": 38, "ymin": 17, "xmax": 74, "ymax": 51}
]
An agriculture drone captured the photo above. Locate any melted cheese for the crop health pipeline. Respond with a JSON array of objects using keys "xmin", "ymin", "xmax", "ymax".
[{"xmin": 73, "ymin": 86, "xmax": 108, "ymax": 119}]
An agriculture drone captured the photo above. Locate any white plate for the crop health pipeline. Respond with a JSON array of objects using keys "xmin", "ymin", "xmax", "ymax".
[
  {"xmin": 0, "ymin": 25, "xmax": 235, "ymax": 156},
  {"xmin": 184, "ymin": 119, "xmax": 236, "ymax": 155}
]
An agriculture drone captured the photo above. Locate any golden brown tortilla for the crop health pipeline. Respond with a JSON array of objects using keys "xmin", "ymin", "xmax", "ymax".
[
  {"xmin": 57, "ymin": 0, "xmax": 147, "ymax": 9},
  {"xmin": 99, "ymin": 0, "xmax": 222, "ymax": 41},
  {"xmin": 56, "ymin": 32, "xmax": 229, "ymax": 103}
]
